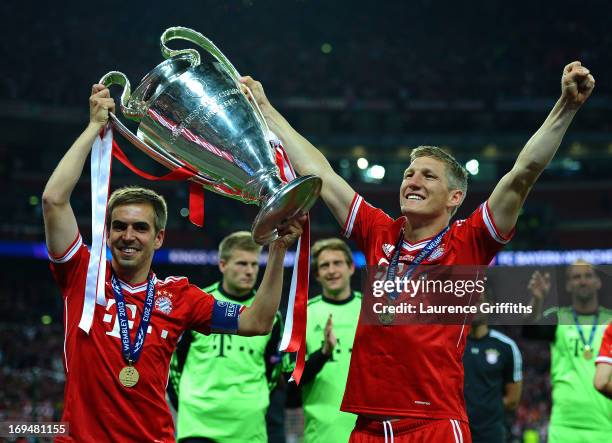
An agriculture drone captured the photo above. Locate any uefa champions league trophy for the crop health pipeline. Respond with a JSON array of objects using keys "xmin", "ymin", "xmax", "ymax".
[{"xmin": 100, "ymin": 26, "xmax": 321, "ymax": 244}]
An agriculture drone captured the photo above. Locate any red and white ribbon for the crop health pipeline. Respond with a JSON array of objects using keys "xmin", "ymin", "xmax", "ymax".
[
  {"xmin": 80, "ymin": 126, "xmax": 113, "ymax": 333},
  {"xmin": 272, "ymin": 135, "xmax": 310, "ymax": 384}
]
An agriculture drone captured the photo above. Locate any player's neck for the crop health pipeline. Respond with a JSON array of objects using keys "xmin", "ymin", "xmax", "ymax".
[
  {"xmin": 323, "ymin": 285, "xmax": 351, "ymax": 302},
  {"xmin": 112, "ymin": 264, "xmax": 150, "ymax": 286},
  {"xmin": 403, "ymin": 215, "xmax": 449, "ymax": 243},
  {"xmin": 221, "ymin": 280, "xmax": 253, "ymax": 299},
  {"xmin": 470, "ymin": 324, "xmax": 489, "ymax": 339},
  {"xmin": 572, "ymin": 296, "xmax": 599, "ymax": 314}
]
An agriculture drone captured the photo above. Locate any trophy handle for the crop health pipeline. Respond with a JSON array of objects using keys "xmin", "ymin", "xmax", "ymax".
[
  {"xmin": 98, "ymin": 72, "xmax": 223, "ymax": 188},
  {"xmin": 160, "ymin": 26, "xmax": 271, "ymax": 137},
  {"xmin": 99, "ymin": 71, "xmax": 142, "ymax": 121}
]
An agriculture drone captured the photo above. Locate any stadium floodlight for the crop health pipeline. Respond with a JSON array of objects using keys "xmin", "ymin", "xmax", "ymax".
[
  {"xmin": 369, "ymin": 164, "xmax": 386, "ymax": 180},
  {"xmin": 466, "ymin": 159, "xmax": 479, "ymax": 175},
  {"xmin": 357, "ymin": 157, "xmax": 369, "ymax": 169}
]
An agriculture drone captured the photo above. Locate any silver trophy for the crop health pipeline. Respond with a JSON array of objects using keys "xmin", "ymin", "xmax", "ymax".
[{"xmin": 100, "ymin": 27, "xmax": 321, "ymax": 244}]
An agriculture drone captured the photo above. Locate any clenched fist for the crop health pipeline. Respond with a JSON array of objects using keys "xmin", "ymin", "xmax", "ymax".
[{"xmin": 561, "ymin": 61, "xmax": 595, "ymax": 110}]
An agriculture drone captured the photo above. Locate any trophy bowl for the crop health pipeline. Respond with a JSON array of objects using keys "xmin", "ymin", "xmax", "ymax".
[{"xmin": 100, "ymin": 27, "xmax": 321, "ymax": 244}]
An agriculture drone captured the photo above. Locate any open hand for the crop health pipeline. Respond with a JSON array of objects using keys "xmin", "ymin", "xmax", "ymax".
[
  {"xmin": 527, "ymin": 270, "xmax": 551, "ymax": 301},
  {"xmin": 322, "ymin": 314, "xmax": 337, "ymax": 356}
]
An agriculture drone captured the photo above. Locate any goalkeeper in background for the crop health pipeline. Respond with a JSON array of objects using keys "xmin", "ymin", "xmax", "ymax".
[{"xmin": 168, "ymin": 231, "xmax": 287, "ymax": 443}]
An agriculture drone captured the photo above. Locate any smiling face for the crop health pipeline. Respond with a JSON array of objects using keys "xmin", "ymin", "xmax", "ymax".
[
  {"xmin": 315, "ymin": 249, "xmax": 355, "ymax": 298},
  {"xmin": 399, "ymin": 156, "xmax": 464, "ymax": 221},
  {"xmin": 108, "ymin": 203, "xmax": 165, "ymax": 283},
  {"xmin": 219, "ymin": 249, "xmax": 260, "ymax": 296}
]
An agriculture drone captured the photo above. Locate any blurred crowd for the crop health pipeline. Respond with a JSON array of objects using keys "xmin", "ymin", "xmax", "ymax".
[{"xmin": 2, "ymin": 1, "xmax": 611, "ymax": 107}]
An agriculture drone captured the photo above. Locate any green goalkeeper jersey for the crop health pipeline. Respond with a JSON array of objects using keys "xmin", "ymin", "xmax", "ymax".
[
  {"xmin": 547, "ymin": 306, "xmax": 612, "ymax": 432},
  {"xmin": 168, "ymin": 282, "xmax": 284, "ymax": 443},
  {"xmin": 302, "ymin": 293, "xmax": 361, "ymax": 443}
]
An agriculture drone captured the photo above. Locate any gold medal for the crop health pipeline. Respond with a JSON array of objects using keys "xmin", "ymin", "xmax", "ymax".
[
  {"xmin": 119, "ymin": 365, "xmax": 140, "ymax": 387},
  {"xmin": 583, "ymin": 346, "xmax": 593, "ymax": 360},
  {"xmin": 378, "ymin": 305, "xmax": 395, "ymax": 326}
]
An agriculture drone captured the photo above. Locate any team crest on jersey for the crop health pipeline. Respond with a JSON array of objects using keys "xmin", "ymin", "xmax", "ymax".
[
  {"xmin": 155, "ymin": 293, "xmax": 173, "ymax": 315},
  {"xmin": 485, "ymin": 349, "xmax": 500, "ymax": 364},
  {"xmin": 429, "ymin": 246, "xmax": 445, "ymax": 261}
]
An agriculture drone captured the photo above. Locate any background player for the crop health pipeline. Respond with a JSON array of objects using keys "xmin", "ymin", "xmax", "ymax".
[
  {"xmin": 524, "ymin": 261, "xmax": 612, "ymax": 442},
  {"xmin": 168, "ymin": 231, "xmax": 285, "ymax": 443},
  {"xmin": 296, "ymin": 238, "xmax": 361, "ymax": 443},
  {"xmin": 463, "ymin": 288, "xmax": 522, "ymax": 443}
]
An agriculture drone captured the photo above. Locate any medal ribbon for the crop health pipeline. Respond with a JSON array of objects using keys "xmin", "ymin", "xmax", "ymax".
[
  {"xmin": 571, "ymin": 308, "xmax": 599, "ymax": 352},
  {"xmin": 111, "ymin": 273, "xmax": 156, "ymax": 364},
  {"xmin": 81, "ymin": 126, "xmax": 113, "ymax": 333},
  {"xmin": 385, "ymin": 226, "xmax": 449, "ymax": 301}
]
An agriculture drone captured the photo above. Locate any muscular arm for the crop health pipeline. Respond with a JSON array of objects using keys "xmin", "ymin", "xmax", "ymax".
[
  {"xmin": 238, "ymin": 219, "xmax": 304, "ymax": 336},
  {"xmin": 593, "ymin": 364, "xmax": 612, "ymax": 399},
  {"xmin": 241, "ymin": 77, "xmax": 355, "ymax": 226},
  {"xmin": 488, "ymin": 62, "xmax": 595, "ymax": 236},
  {"xmin": 42, "ymin": 85, "xmax": 115, "ymax": 256}
]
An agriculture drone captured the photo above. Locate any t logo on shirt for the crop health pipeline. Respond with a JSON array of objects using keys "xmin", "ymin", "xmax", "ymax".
[{"xmin": 103, "ymin": 298, "xmax": 169, "ymax": 340}]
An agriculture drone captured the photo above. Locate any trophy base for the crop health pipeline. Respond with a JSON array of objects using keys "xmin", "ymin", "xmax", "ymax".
[{"xmin": 252, "ymin": 175, "xmax": 322, "ymax": 245}]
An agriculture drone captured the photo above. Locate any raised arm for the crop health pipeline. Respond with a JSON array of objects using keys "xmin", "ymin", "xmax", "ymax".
[
  {"xmin": 42, "ymin": 85, "xmax": 115, "ymax": 256},
  {"xmin": 240, "ymin": 76, "xmax": 356, "ymax": 227},
  {"xmin": 238, "ymin": 217, "xmax": 305, "ymax": 336},
  {"xmin": 488, "ymin": 61, "xmax": 595, "ymax": 236}
]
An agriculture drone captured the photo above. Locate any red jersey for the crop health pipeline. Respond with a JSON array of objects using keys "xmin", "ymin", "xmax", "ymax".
[
  {"xmin": 596, "ymin": 322, "xmax": 612, "ymax": 366},
  {"xmin": 50, "ymin": 234, "xmax": 240, "ymax": 443},
  {"xmin": 340, "ymin": 194, "xmax": 512, "ymax": 421}
]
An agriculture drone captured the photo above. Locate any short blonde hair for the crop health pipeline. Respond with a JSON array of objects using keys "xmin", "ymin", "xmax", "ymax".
[
  {"xmin": 311, "ymin": 238, "xmax": 353, "ymax": 274},
  {"xmin": 218, "ymin": 231, "xmax": 262, "ymax": 261},
  {"xmin": 410, "ymin": 146, "xmax": 468, "ymax": 215},
  {"xmin": 106, "ymin": 186, "xmax": 167, "ymax": 233}
]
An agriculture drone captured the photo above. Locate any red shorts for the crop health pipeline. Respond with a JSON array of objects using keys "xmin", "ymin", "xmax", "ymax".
[{"xmin": 349, "ymin": 416, "xmax": 471, "ymax": 443}]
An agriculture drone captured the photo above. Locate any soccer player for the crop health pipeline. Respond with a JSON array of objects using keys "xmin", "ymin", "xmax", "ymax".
[
  {"xmin": 524, "ymin": 261, "xmax": 612, "ymax": 442},
  {"xmin": 42, "ymin": 84, "xmax": 303, "ymax": 442},
  {"xmin": 298, "ymin": 238, "xmax": 361, "ymax": 443},
  {"xmin": 463, "ymin": 289, "xmax": 522, "ymax": 443},
  {"xmin": 594, "ymin": 322, "xmax": 612, "ymax": 399},
  {"xmin": 167, "ymin": 231, "xmax": 285, "ymax": 443},
  {"xmin": 241, "ymin": 60, "xmax": 594, "ymax": 442}
]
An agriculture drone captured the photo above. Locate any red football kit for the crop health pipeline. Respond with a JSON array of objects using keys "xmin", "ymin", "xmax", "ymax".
[
  {"xmin": 50, "ymin": 234, "xmax": 241, "ymax": 443},
  {"xmin": 340, "ymin": 194, "xmax": 513, "ymax": 441},
  {"xmin": 596, "ymin": 322, "xmax": 612, "ymax": 366}
]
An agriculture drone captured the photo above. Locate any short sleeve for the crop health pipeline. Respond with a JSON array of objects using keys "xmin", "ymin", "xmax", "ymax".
[
  {"xmin": 342, "ymin": 193, "xmax": 394, "ymax": 252},
  {"xmin": 502, "ymin": 340, "xmax": 523, "ymax": 383},
  {"xmin": 184, "ymin": 286, "xmax": 215, "ymax": 334},
  {"xmin": 48, "ymin": 234, "xmax": 89, "ymax": 298},
  {"xmin": 453, "ymin": 201, "xmax": 515, "ymax": 264},
  {"xmin": 596, "ymin": 323, "xmax": 612, "ymax": 365}
]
